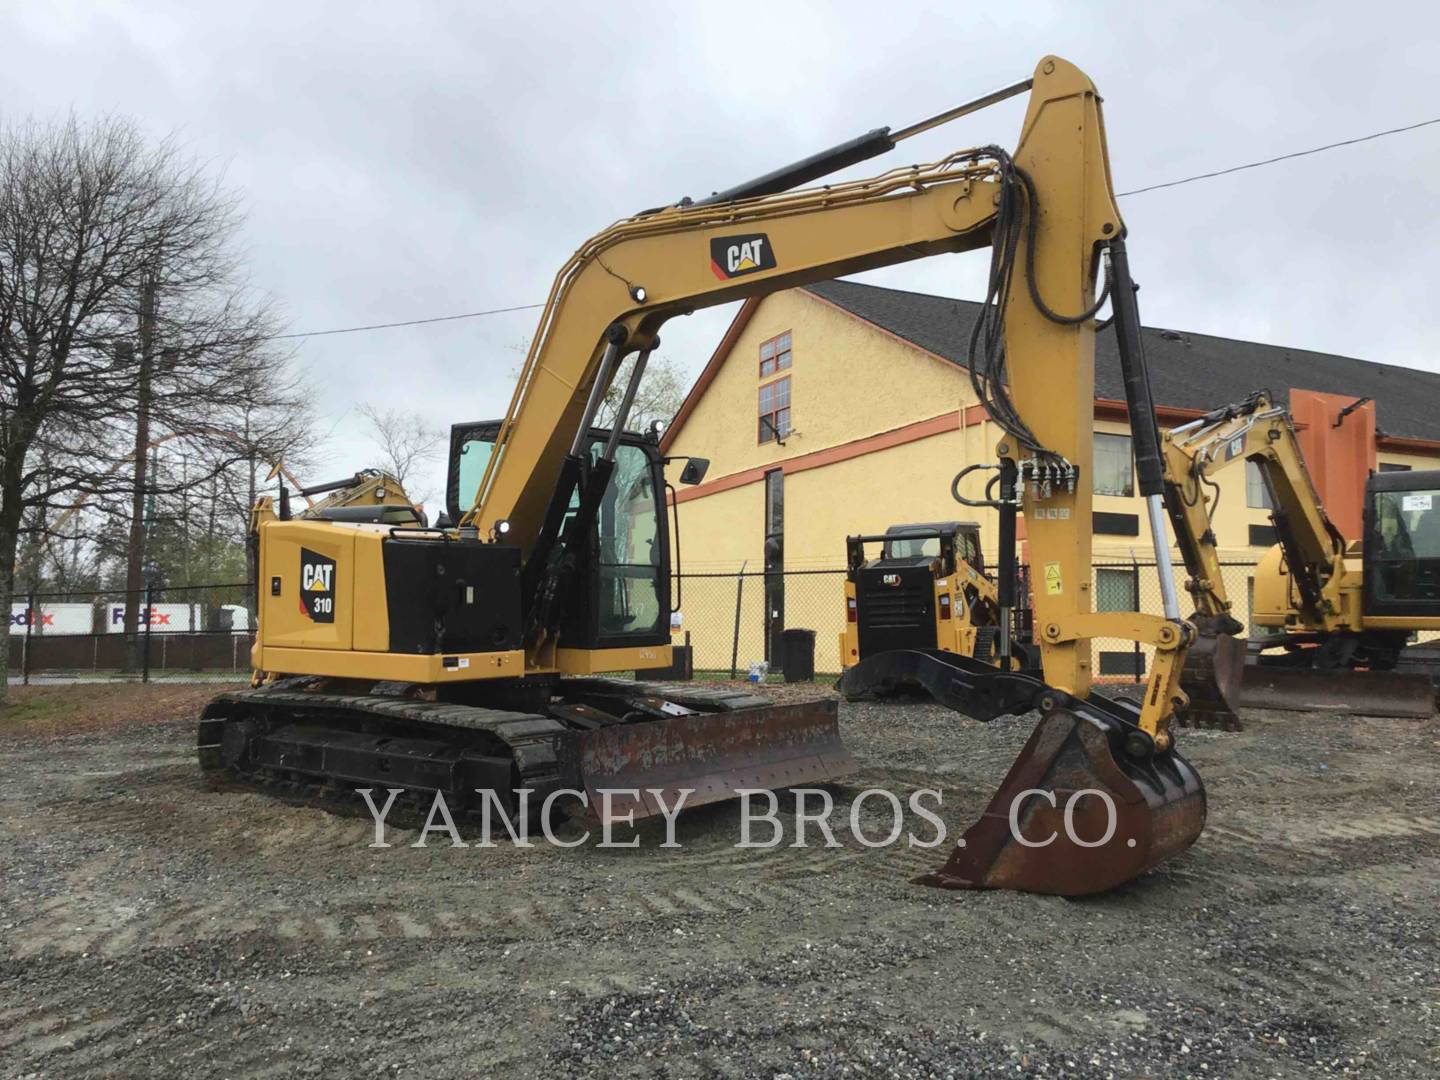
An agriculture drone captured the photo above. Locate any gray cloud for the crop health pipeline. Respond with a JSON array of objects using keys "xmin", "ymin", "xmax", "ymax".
[{"xmin": 4, "ymin": 0, "xmax": 1437, "ymax": 502}]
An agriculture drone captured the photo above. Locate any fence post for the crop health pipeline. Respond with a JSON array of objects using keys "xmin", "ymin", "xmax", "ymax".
[
  {"xmin": 22, "ymin": 591, "xmax": 35, "ymax": 686},
  {"xmin": 1131, "ymin": 557, "xmax": 1142, "ymax": 684},
  {"xmin": 141, "ymin": 585, "xmax": 153, "ymax": 684},
  {"xmin": 730, "ymin": 562, "xmax": 747, "ymax": 680}
]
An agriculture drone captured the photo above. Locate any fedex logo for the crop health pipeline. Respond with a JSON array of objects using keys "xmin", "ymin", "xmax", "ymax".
[
  {"xmin": 110, "ymin": 607, "xmax": 172, "ymax": 626},
  {"xmin": 9, "ymin": 609, "xmax": 53, "ymax": 627}
]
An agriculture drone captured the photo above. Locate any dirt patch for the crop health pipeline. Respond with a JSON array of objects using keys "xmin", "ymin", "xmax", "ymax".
[
  {"xmin": 0, "ymin": 681, "xmax": 246, "ymax": 737},
  {"xmin": 0, "ymin": 685, "xmax": 1436, "ymax": 1077}
]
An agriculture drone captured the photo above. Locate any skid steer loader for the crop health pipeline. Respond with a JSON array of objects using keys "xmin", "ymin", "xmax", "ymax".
[{"xmin": 837, "ymin": 522, "xmax": 1038, "ymax": 707}]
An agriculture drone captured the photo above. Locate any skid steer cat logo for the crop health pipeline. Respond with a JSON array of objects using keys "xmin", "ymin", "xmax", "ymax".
[
  {"xmin": 709, "ymin": 233, "xmax": 776, "ymax": 280},
  {"xmin": 300, "ymin": 548, "xmax": 336, "ymax": 623}
]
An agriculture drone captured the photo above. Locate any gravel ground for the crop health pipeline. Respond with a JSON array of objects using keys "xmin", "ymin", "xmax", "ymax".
[{"xmin": 1, "ymin": 682, "xmax": 1437, "ymax": 1078}]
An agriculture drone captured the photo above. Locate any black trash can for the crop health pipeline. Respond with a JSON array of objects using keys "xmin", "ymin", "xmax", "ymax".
[{"xmin": 781, "ymin": 628, "xmax": 817, "ymax": 683}]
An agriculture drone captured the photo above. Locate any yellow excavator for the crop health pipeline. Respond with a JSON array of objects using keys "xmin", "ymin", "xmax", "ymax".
[
  {"xmin": 1164, "ymin": 391, "xmax": 1438, "ymax": 724},
  {"xmin": 836, "ymin": 522, "xmax": 1039, "ymax": 705},
  {"xmin": 200, "ymin": 56, "xmax": 1231, "ymax": 896}
]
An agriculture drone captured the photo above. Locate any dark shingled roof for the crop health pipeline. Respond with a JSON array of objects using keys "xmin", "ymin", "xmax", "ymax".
[{"xmin": 804, "ymin": 279, "xmax": 1440, "ymax": 443}]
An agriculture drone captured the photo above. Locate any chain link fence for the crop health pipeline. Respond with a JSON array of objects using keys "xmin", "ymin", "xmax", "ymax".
[
  {"xmin": 8, "ymin": 582, "xmax": 255, "ymax": 683},
  {"xmin": 671, "ymin": 560, "xmax": 1271, "ymax": 682},
  {"xmin": 9, "ymin": 561, "xmax": 1313, "ymax": 686}
]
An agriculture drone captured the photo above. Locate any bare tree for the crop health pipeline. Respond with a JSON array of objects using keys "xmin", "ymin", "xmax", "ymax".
[
  {"xmin": 594, "ymin": 351, "xmax": 688, "ymax": 433},
  {"xmin": 0, "ymin": 115, "xmax": 302, "ymax": 698},
  {"xmin": 509, "ymin": 338, "xmax": 688, "ymax": 435},
  {"xmin": 357, "ymin": 403, "xmax": 445, "ymax": 502}
]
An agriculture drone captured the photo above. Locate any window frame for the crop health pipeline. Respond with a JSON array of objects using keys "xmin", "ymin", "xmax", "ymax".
[
  {"xmin": 758, "ymin": 375, "xmax": 792, "ymax": 444},
  {"xmin": 758, "ymin": 331, "xmax": 793, "ymax": 379},
  {"xmin": 1095, "ymin": 566, "xmax": 1139, "ymax": 612},
  {"xmin": 1245, "ymin": 460, "xmax": 1274, "ymax": 510},
  {"xmin": 1092, "ymin": 432, "xmax": 1135, "ymax": 498}
]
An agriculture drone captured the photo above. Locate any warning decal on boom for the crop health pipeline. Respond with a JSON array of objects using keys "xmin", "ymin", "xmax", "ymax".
[{"xmin": 1043, "ymin": 561, "xmax": 1063, "ymax": 596}]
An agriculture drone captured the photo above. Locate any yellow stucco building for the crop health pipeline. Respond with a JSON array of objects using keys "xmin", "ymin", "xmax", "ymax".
[{"xmin": 661, "ymin": 280, "xmax": 1440, "ymax": 674}]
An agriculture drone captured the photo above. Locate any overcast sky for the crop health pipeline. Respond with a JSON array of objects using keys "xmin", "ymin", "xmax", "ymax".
[{"xmin": 4, "ymin": 1, "xmax": 1438, "ymax": 504}]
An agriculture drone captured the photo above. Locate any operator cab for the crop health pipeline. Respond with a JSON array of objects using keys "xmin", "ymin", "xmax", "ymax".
[
  {"xmin": 1363, "ymin": 469, "xmax": 1440, "ymax": 618},
  {"xmin": 879, "ymin": 521, "xmax": 984, "ymax": 571},
  {"xmin": 445, "ymin": 420, "xmax": 677, "ymax": 651}
]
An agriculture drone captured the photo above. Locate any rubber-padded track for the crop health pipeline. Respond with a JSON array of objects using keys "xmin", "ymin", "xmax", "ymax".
[{"xmin": 198, "ymin": 687, "xmax": 569, "ymax": 806}]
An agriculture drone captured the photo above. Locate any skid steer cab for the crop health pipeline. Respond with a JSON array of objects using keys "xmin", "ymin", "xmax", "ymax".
[{"xmin": 837, "ymin": 522, "xmax": 1037, "ymax": 708}]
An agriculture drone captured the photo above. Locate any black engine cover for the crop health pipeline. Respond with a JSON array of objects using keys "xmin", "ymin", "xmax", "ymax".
[
  {"xmin": 383, "ymin": 537, "xmax": 521, "ymax": 654},
  {"xmin": 855, "ymin": 561, "xmax": 937, "ymax": 655}
]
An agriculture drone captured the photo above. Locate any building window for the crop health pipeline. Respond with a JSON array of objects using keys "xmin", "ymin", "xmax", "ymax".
[
  {"xmin": 1379, "ymin": 462, "xmax": 1413, "ymax": 473},
  {"xmin": 1249, "ymin": 523, "xmax": 1278, "ymax": 547},
  {"xmin": 759, "ymin": 376, "xmax": 791, "ymax": 443},
  {"xmin": 1093, "ymin": 433, "xmax": 1134, "ymax": 497},
  {"xmin": 763, "ymin": 470, "xmax": 784, "ymax": 662},
  {"xmin": 1096, "ymin": 567, "xmax": 1138, "ymax": 612},
  {"xmin": 1093, "ymin": 511, "xmax": 1140, "ymax": 536},
  {"xmin": 759, "ymin": 331, "xmax": 792, "ymax": 378},
  {"xmin": 1246, "ymin": 460, "xmax": 1274, "ymax": 509}
]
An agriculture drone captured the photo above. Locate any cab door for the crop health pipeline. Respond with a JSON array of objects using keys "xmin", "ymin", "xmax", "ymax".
[{"xmin": 1363, "ymin": 471, "xmax": 1440, "ymax": 618}]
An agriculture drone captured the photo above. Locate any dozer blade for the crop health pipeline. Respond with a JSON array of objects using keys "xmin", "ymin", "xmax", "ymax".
[
  {"xmin": 577, "ymin": 699, "xmax": 856, "ymax": 823},
  {"xmin": 917, "ymin": 695, "xmax": 1206, "ymax": 896},
  {"xmin": 1239, "ymin": 666, "xmax": 1434, "ymax": 717},
  {"xmin": 1177, "ymin": 619, "xmax": 1248, "ymax": 730}
]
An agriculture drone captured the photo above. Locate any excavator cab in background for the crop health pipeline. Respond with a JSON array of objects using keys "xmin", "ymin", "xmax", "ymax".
[
  {"xmin": 837, "ymin": 522, "xmax": 1038, "ymax": 707},
  {"xmin": 1362, "ymin": 471, "xmax": 1440, "ymax": 623}
]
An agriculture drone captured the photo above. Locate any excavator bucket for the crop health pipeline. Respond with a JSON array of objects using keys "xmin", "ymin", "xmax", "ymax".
[
  {"xmin": 1177, "ymin": 623, "xmax": 1249, "ymax": 730},
  {"xmin": 1239, "ymin": 665, "xmax": 1434, "ymax": 718},
  {"xmin": 917, "ymin": 695, "xmax": 1205, "ymax": 896},
  {"xmin": 576, "ymin": 699, "xmax": 857, "ymax": 823}
]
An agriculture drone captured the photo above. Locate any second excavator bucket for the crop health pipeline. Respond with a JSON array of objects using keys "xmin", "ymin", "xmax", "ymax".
[
  {"xmin": 576, "ymin": 698, "xmax": 857, "ymax": 823},
  {"xmin": 917, "ymin": 693, "xmax": 1206, "ymax": 896},
  {"xmin": 1177, "ymin": 616, "xmax": 1249, "ymax": 730}
]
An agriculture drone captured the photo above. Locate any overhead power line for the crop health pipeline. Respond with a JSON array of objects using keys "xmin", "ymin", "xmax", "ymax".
[
  {"xmin": 1116, "ymin": 116, "xmax": 1440, "ymax": 196},
  {"xmin": 274, "ymin": 116, "xmax": 1440, "ymax": 340},
  {"xmin": 269, "ymin": 302, "xmax": 545, "ymax": 340}
]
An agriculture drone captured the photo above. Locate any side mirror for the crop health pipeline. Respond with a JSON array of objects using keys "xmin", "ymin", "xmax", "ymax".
[{"xmin": 678, "ymin": 457, "xmax": 710, "ymax": 485}]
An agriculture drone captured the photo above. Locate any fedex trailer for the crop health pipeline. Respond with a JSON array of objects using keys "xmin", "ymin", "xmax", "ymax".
[{"xmin": 8, "ymin": 603, "xmax": 95, "ymax": 636}]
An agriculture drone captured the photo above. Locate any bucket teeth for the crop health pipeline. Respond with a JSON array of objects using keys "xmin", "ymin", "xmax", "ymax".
[{"xmin": 917, "ymin": 703, "xmax": 1206, "ymax": 896}]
